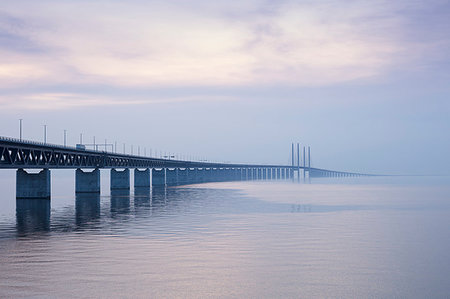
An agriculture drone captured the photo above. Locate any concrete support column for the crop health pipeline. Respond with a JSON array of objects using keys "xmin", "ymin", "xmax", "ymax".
[
  {"xmin": 204, "ymin": 168, "xmax": 212, "ymax": 182},
  {"xmin": 234, "ymin": 168, "xmax": 239, "ymax": 181},
  {"xmin": 267, "ymin": 168, "xmax": 272, "ymax": 180},
  {"xmin": 111, "ymin": 168, "xmax": 130, "ymax": 190},
  {"xmin": 134, "ymin": 168, "xmax": 150, "ymax": 188},
  {"xmin": 178, "ymin": 168, "xmax": 188, "ymax": 185},
  {"xmin": 217, "ymin": 168, "xmax": 223, "ymax": 182},
  {"xmin": 257, "ymin": 168, "xmax": 262, "ymax": 180},
  {"xmin": 224, "ymin": 168, "xmax": 229, "ymax": 181},
  {"xmin": 228, "ymin": 168, "xmax": 233, "ymax": 181},
  {"xmin": 217, "ymin": 168, "xmax": 224, "ymax": 182},
  {"xmin": 263, "ymin": 168, "xmax": 267, "ymax": 180},
  {"xmin": 187, "ymin": 168, "xmax": 197, "ymax": 184},
  {"xmin": 76, "ymin": 168, "xmax": 100, "ymax": 193},
  {"xmin": 166, "ymin": 168, "xmax": 178, "ymax": 186},
  {"xmin": 16, "ymin": 169, "xmax": 51, "ymax": 199},
  {"xmin": 281, "ymin": 168, "xmax": 286, "ymax": 179},
  {"xmin": 152, "ymin": 168, "xmax": 166, "ymax": 187},
  {"xmin": 196, "ymin": 168, "xmax": 204, "ymax": 183}
]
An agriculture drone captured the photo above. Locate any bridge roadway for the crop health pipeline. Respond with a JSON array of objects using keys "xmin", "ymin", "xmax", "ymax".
[{"xmin": 0, "ymin": 136, "xmax": 369, "ymax": 199}]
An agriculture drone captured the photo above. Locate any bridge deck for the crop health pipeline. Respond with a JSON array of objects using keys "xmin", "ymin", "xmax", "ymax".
[{"xmin": 0, "ymin": 137, "xmax": 292, "ymax": 170}]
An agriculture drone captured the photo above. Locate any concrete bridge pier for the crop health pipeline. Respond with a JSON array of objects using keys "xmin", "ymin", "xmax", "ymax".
[
  {"xmin": 111, "ymin": 168, "xmax": 130, "ymax": 190},
  {"xmin": 234, "ymin": 168, "xmax": 240, "ymax": 181},
  {"xmin": 76, "ymin": 168, "xmax": 100, "ymax": 193},
  {"xmin": 210, "ymin": 168, "xmax": 217, "ymax": 182},
  {"xmin": 187, "ymin": 168, "xmax": 197, "ymax": 184},
  {"xmin": 16, "ymin": 169, "xmax": 51, "ymax": 199},
  {"xmin": 222, "ymin": 168, "xmax": 227, "ymax": 181},
  {"xmin": 178, "ymin": 168, "xmax": 188, "ymax": 185},
  {"xmin": 203, "ymin": 168, "xmax": 211, "ymax": 182},
  {"xmin": 134, "ymin": 168, "xmax": 150, "ymax": 188},
  {"xmin": 217, "ymin": 168, "xmax": 224, "ymax": 182},
  {"xmin": 299, "ymin": 168, "xmax": 305, "ymax": 180},
  {"xmin": 196, "ymin": 168, "xmax": 204, "ymax": 183},
  {"xmin": 267, "ymin": 168, "xmax": 272, "ymax": 180},
  {"xmin": 166, "ymin": 168, "xmax": 178, "ymax": 186},
  {"xmin": 152, "ymin": 168, "xmax": 166, "ymax": 187}
]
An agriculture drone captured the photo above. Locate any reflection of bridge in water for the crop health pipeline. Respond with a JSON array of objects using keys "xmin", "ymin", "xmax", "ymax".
[
  {"xmin": 1, "ymin": 137, "xmax": 374, "ymax": 200},
  {"xmin": 13, "ymin": 187, "xmax": 218, "ymax": 235}
]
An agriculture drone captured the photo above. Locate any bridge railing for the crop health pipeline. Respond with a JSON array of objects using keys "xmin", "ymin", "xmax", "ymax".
[
  {"xmin": 0, "ymin": 136, "xmax": 83, "ymax": 152},
  {"xmin": 0, "ymin": 135, "xmax": 217, "ymax": 164}
]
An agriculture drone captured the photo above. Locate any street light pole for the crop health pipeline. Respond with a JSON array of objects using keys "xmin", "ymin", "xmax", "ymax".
[
  {"xmin": 19, "ymin": 119, "xmax": 23, "ymax": 141},
  {"xmin": 64, "ymin": 130, "xmax": 67, "ymax": 146},
  {"xmin": 43, "ymin": 125, "xmax": 47, "ymax": 143}
]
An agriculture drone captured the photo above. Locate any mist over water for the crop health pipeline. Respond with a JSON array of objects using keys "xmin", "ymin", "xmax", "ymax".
[{"xmin": 1, "ymin": 176, "xmax": 450, "ymax": 298}]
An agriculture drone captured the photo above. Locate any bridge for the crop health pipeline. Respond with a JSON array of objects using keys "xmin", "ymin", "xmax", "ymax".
[{"xmin": 0, "ymin": 136, "xmax": 371, "ymax": 199}]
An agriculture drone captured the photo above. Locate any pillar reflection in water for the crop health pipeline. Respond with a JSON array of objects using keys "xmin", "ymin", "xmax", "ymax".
[
  {"xmin": 75, "ymin": 193, "xmax": 100, "ymax": 226},
  {"xmin": 16, "ymin": 199, "xmax": 51, "ymax": 234},
  {"xmin": 150, "ymin": 186, "xmax": 167, "ymax": 208},
  {"xmin": 111, "ymin": 189, "xmax": 130, "ymax": 215},
  {"xmin": 134, "ymin": 187, "xmax": 151, "ymax": 208}
]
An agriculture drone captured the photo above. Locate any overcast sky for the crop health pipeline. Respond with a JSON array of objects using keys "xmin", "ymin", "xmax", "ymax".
[{"xmin": 0, "ymin": 0, "xmax": 449, "ymax": 174}]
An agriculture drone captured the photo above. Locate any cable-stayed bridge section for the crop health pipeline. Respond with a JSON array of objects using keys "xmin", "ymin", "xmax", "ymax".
[{"xmin": 0, "ymin": 136, "xmax": 370, "ymax": 199}]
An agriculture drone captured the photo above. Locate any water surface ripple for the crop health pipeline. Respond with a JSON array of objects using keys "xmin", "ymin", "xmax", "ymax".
[{"xmin": 1, "ymin": 177, "xmax": 449, "ymax": 298}]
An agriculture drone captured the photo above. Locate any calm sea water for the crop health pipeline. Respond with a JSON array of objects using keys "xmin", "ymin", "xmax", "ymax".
[{"xmin": 0, "ymin": 171, "xmax": 450, "ymax": 298}]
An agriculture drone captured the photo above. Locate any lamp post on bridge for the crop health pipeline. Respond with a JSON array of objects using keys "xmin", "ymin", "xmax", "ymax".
[
  {"xmin": 64, "ymin": 130, "xmax": 67, "ymax": 147},
  {"xmin": 43, "ymin": 125, "xmax": 47, "ymax": 144},
  {"xmin": 19, "ymin": 119, "xmax": 23, "ymax": 141}
]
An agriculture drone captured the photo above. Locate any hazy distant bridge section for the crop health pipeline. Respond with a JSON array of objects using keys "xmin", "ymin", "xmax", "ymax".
[{"xmin": 0, "ymin": 136, "xmax": 371, "ymax": 199}]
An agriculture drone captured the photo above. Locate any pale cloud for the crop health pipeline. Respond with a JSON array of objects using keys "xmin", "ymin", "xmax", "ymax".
[
  {"xmin": 0, "ymin": 0, "xmax": 428, "ymax": 90},
  {"xmin": 0, "ymin": 91, "xmax": 238, "ymax": 110}
]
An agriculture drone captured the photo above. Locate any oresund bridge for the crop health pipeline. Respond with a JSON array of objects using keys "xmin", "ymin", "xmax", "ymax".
[{"xmin": 0, "ymin": 136, "xmax": 371, "ymax": 199}]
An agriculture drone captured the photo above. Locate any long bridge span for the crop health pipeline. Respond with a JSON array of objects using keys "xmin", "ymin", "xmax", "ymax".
[{"xmin": 0, "ymin": 136, "xmax": 371, "ymax": 199}]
